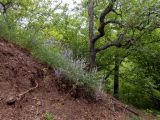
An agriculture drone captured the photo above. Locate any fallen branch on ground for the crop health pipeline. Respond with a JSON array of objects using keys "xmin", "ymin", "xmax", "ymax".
[
  {"xmin": 110, "ymin": 97, "xmax": 139, "ymax": 116},
  {"xmin": 6, "ymin": 80, "xmax": 38, "ymax": 105}
]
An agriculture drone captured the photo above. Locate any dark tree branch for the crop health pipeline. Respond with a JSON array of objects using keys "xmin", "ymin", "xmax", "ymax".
[
  {"xmin": 0, "ymin": 2, "xmax": 4, "ymax": 6},
  {"xmin": 53, "ymin": 1, "xmax": 62, "ymax": 12},
  {"xmin": 95, "ymin": 41, "xmax": 119, "ymax": 52},
  {"xmin": 105, "ymin": 20, "xmax": 124, "ymax": 27},
  {"xmin": 0, "ymin": 0, "xmax": 12, "ymax": 14},
  {"xmin": 99, "ymin": 0, "xmax": 116, "ymax": 23},
  {"xmin": 112, "ymin": 9, "xmax": 121, "ymax": 16},
  {"xmin": 95, "ymin": 33, "xmax": 125, "ymax": 52},
  {"xmin": 102, "ymin": 46, "xmax": 132, "ymax": 83},
  {"xmin": 104, "ymin": 69, "xmax": 114, "ymax": 80},
  {"xmin": 0, "ymin": 2, "xmax": 5, "ymax": 13},
  {"xmin": 93, "ymin": 0, "xmax": 117, "ymax": 43}
]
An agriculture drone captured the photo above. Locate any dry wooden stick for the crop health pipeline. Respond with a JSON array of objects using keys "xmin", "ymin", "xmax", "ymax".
[
  {"xmin": 6, "ymin": 80, "xmax": 38, "ymax": 105},
  {"xmin": 17, "ymin": 80, "xmax": 38, "ymax": 100}
]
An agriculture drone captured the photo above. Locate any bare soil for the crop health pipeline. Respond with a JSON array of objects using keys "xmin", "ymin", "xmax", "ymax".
[{"xmin": 0, "ymin": 38, "xmax": 154, "ymax": 120}]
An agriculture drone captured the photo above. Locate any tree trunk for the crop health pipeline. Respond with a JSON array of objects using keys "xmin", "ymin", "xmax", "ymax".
[
  {"xmin": 114, "ymin": 51, "xmax": 120, "ymax": 98},
  {"xmin": 89, "ymin": 42, "xmax": 96, "ymax": 69},
  {"xmin": 88, "ymin": 0, "xmax": 95, "ymax": 70}
]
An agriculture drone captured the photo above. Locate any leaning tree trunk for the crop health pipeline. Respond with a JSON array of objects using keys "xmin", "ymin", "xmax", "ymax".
[
  {"xmin": 114, "ymin": 51, "xmax": 120, "ymax": 98},
  {"xmin": 88, "ymin": 0, "xmax": 95, "ymax": 70}
]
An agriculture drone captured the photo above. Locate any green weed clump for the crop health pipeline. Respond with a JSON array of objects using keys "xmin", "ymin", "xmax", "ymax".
[{"xmin": 44, "ymin": 112, "xmax": 54, "ymax": 120}]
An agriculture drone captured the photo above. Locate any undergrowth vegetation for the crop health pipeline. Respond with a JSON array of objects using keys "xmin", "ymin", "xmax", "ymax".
[
  {"xmin": 44, "ymin": 112, "xmax": 54, "ymax": 120},
  {"xmin": 0, "ymin": 13, "xmax": 100, "ymax": 99},
  {"xmin": 31, "ymin": 40, "xmax": 100, "ymax": 98}
]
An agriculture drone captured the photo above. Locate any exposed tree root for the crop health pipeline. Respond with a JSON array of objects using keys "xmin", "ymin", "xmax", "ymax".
[
  {"xmin": 123, "ymin": 106, "xmax": 139, "ymax": 116},
  {"xmin": 106, "ymin": 96, "xmax": 139, "ymax": 117},
  {"xmin": 6, "ymin": 80, "xmax": 38, "ymax": 105}
]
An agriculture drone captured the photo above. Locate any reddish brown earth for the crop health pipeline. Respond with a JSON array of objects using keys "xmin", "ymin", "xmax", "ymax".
[{"xmin": 0, "ymin": 38, "xmax": 154, "ymax": 120}]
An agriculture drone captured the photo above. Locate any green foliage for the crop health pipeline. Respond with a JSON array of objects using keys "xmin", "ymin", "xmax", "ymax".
[
  {"xmin": 44, "ymin": 112, "xmax": 54, "ymax": 120},
  {"xmin": 128, "ymin": 116, "xmax": 142, "ymax": 120},
  {"xmin": 0, "ymin": 0, "xmax": 99, "ymax": 98},
  {"xmin": 119, "ymin": 31, "xmax": 160, "ymax": 109},
  {"xmin": 157, "ymin": 114, "xmax": 160, "ymax": 120}
]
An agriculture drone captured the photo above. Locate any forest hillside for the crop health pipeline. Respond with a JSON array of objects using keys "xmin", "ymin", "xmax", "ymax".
[
  {"xmin": 0, "ymin": 0, "xmax": 160, "ymax": 119},
  {"xmin": 0, "ymin": 38, "xmax": 155, "ymax": 120}
]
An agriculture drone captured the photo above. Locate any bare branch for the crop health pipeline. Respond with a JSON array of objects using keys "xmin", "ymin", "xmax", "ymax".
[
  {"xmin": 99, "ymin": 0, "xmax": 116, "ymax": 22},
  {"xmin": 93, "ymin": 0, "xmax": 117, "ymax": 43},
  {"xmin": 112, "ymin": 9, "xmax": 121, "ymax": 16},
  {"xmin": 0, "ymin": 1, "xmax": 12, "ymax": 14},
  {"xmin": 53, "ymin": 1, "xmax": 62, "ymax": 12},
  {"xmin": 105, "ymin": 20, "xmax": 124, "ymax": 27},
  {"xmin": 95, "ymin": 33, "xmax": 125, "ymax": 52},
  {"xmin": 95, "ymin": 41, "xmax": 118, "ymax": 52}
]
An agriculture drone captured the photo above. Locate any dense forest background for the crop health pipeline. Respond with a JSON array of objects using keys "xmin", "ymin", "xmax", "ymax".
[{"xmin": 0, "ymin": 0, "xmax": 160, "ymax": 113}]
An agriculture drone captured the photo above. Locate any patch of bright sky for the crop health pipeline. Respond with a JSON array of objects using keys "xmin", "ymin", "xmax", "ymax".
[
  {"xmin": 19, "ymin": 0, "xmax": 81, "ymax": 27},
  {"xmin": 62, "ymin": 0, "xmax": 81, "ymax": 9}
]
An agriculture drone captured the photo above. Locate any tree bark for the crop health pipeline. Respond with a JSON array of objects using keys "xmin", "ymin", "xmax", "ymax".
[
  {"xmin": 88, "ymin": 0, "xmax": 117, "ymax": 70},
  {"xmin": 114, "ymin": 51, "xmax": 120, "ymax": 98},
  {"xmin": 88, "ymin": 0, "xmax": 95, "ymax": 70}
]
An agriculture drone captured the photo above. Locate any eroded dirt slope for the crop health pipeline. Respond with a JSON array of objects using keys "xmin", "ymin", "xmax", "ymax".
[{"xmin": 0, "ymin": 38, "xmax": 154, "ymax": 120}]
